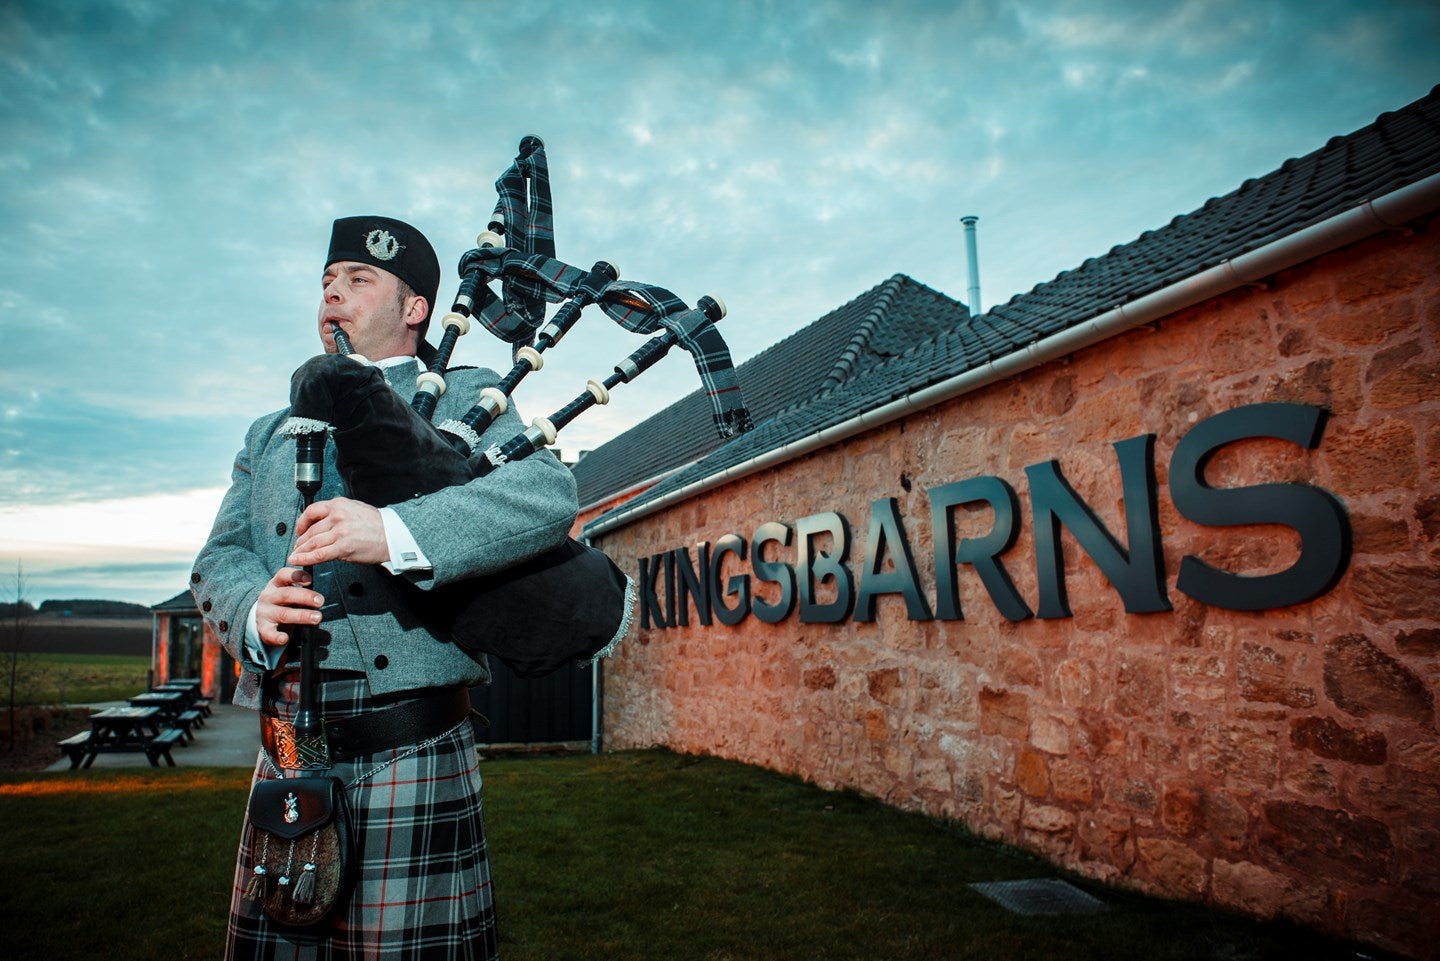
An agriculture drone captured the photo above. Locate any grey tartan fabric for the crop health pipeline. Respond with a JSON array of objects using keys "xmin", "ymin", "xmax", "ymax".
[
  {"xmin": 456, "ymin": 246, "xmax": 583, "ymax": 345},
  {"xmin": 227, "ymin": 674, "xmax": 498, "ymax": 961},
  {"xmin": 596, "ymin": 281, "xmax": 753, "ymax": 437},
  {"xmin": 489, "ymin": 139, "xmax": 555, "ymax": 342}
]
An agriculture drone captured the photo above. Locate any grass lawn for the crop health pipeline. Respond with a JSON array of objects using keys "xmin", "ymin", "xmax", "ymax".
[
  {"xmin": 4, "ymin": 652, "xmax": 151, "ymax": 706},
  {"xmin": 0, "ymin": 751, "xmax": 1368, "ymax": 960}
]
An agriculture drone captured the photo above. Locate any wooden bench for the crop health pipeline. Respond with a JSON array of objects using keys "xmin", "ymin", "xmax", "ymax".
[
  {"xmin": 145, "ymin": 728, "xmax": 186, "ymax": 767},
  {"xmin": 178, "ymin": 708, "xmax": 205, "ymax": 732},
  {"xmin": 58, "ymin": 731, "xmax": 94, "ymax": 769},
  {"xmin": 193, "ymin": 697, "xmax": 213, "ymax": 717}
]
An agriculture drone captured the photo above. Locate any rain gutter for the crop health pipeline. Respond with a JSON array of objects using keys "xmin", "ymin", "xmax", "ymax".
[{"xmin": 585, "ymin": 171, "xmax": 1440, "ymax": 540}]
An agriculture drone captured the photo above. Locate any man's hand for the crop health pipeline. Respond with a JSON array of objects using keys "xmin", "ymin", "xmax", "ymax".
[
  {"xmin": 256, "ymin": 567, "xmax": 323, "ymax": 648},
  {"xmin": 289, "ymin": 496, "xmax": 390, "ymax": 567}
]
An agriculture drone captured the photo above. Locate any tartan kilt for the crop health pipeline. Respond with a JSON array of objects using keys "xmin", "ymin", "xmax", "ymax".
[{"xmin": 226, "ymin": 675, "xmax": 499, "ymax": 961}]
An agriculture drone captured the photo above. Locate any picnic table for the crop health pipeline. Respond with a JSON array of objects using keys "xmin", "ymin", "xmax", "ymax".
[
  {"xmin": 57, "ymin": 706, "xmax": 186, "ymax": 769},
  {"xmin": 129, "ymin": 690, "xmax": 185, "ymax": 721},
  {"xmin": 155, "ymin": 679, "xmax": 212, "ymax": 717}
]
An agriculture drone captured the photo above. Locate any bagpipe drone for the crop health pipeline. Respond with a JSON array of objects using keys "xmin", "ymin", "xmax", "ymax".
[{"xmin": 282, "ymin": 137, "xmax": 753, "ymax": 755}]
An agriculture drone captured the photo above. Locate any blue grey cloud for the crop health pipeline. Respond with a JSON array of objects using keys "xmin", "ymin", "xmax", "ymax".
[{"xmin": 1, "ymin": 0, "xmax": 1435, "ymax": 603}]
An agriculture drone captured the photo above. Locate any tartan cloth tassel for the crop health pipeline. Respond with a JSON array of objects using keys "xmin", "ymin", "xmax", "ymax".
[
  {"xmin": 597, "ymin": 281, "xmax": 754, "ymax": 438},
  {"xmin": 489, "ymin": 138, "xmax": 555, "ymax": 344}
]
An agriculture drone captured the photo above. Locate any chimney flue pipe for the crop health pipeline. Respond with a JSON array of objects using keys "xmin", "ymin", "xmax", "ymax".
[{"xmin": 961, "ymin": 215, "xmax": 981, "ymax": 315}]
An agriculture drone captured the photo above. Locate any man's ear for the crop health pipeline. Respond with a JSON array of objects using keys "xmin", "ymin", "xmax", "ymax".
[{"xmin": 404, "ymin": 294, "xmax": 430, "ymax": 329}]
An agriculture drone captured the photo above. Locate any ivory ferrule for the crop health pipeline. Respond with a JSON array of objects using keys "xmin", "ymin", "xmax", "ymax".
[
  {"xmin": 528, "ymin": 418, "xmax": 558, "ymax": 447},
  {"xmin": 416, "ymin": 371, "xmax": 446, "ymax": 397},
  {"xmin": 479, "ymin": 387, "xmax": 508, "ymax": 415},
  {"xmin": 516, "ymin": 345, "xmax": 543, "ymax": 370},
  {"xmin": 441, "ymin": 312, "xmax": 472, "ymax": 334}
]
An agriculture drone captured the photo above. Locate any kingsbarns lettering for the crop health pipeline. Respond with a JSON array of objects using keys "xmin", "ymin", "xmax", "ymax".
[{"xmin": 636, "ymin": 403, "xmax": 1351, "ymax": 629}]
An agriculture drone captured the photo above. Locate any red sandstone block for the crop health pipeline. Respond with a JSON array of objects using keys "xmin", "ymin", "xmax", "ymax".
[
  {"xmin": 1016, "ymin": 748, "xmax": 1049, "ymax": 797},
  {"xmin": 1318, "ymin": 298, "xmax": 1418, "ymax": 347},
  {"xmin": 1199, "ymin": 723, "xmax": 1281, "ymax": 788},
  {"xmin": 863, "ymin": 707, "xmax": 888, "ymax": 742},
  {"xmin": 1370, "ymin": 359, "xmax": 1440, "ymax": 410},
  {"xmin": 1114, "ymin": 656, "xmax": 1167, "ymax": 718},
  {"xmin": 1259, "ymin": 800, "xmax": 1393, "ymax": 886},
  {"xmin": 1056, "ymin": 658, "xmax": 1102, "ymax": 709},
  {"xmin": 1280, "ymin": 762, "xmax": 1340, "ymax": 801},
  {"xmin": 1079, "ymin": 811, "xmax": 1134, "ymax": 868},
  {"xmin": 1052, "ymin": 759, "xmax": 1094, "ymax": 804},
  {"xmin": 1161, "ymin": 783, "xmax": 1203, "ymax": 837},
  {"xmin": 1020, "ymin": 802, "xmax": 1075, "ymax": 835},
  {"xmin": 1207, "ymin": 311, "xmax": 1275, "ymax": 379},
  {"xmin": 1137, "ymin": 837, "xmax": 1209, "ymax": 897},
  {"xmin": 1332, "ymin": 256, "xmax": 1428, "ymax": 307},
  {"xmin": 1289, "ymin": 715, "xmax": 1387, "ymax": 765},
  {"xmin": 1211, "ymin": 859, "xmax": 1327, "ymax": 922},
  {"xmin": 979, "ymin": 686, "xmax": 1029, "ymax": 739},
  {"xmin": 1322, "ymin": 633, "xmax": 1435, "ymax": 723},
  {"xmin": 1237, "ymin": 642, "xmax": 1317, "ymax": 709},
  {"xmin": 1347, "ymin": 509, "xmax": 1413, "ymax": 554},
  {"xmin": 1262, "ymin": 355, "xmax": 1364, "ymax": 415},
  {"xmin": 1323, "ymin": 418, "xmax": 1419, "ymax": 493}
]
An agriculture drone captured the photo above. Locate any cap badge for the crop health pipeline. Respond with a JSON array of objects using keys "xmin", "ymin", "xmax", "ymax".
[{"xmin": 365, "ymin": 228, "xmax": 402, "ymax": 261}]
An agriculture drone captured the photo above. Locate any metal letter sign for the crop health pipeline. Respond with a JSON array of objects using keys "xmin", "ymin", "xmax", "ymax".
[{"xmin": 636, "ymin": 403, "xmax": 1351, "ymax": 628}]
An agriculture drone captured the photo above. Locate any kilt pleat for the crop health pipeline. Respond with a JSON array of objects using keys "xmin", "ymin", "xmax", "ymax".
[{"xmin": 226, "ymin": 676, "xmax": 499, "ymax": 961}]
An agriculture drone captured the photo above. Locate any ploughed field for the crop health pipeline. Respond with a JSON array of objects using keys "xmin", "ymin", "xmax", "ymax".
[{"xmin": 8, "ymin": 615, "xmax": 150, "ymax": 656}]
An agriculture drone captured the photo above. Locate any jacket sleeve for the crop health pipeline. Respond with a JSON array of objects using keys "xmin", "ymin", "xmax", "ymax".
[
  {"xmin": 389, "ymin": 369, "xmax": 579, "ymax": 590},
  {"xmin": 190, "ymin": 413, "xmax": 284, "ymax": 668}
]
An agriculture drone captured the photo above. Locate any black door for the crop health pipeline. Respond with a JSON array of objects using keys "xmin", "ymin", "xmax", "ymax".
[{"xmin": 470, "ymin": 659, "xmax": 596, "ymax": 745}]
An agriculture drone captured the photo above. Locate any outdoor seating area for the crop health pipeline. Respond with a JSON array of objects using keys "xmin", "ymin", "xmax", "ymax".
[{"xmin": 57, "ymin": 677, "xmax": 212, "ymax": 769}]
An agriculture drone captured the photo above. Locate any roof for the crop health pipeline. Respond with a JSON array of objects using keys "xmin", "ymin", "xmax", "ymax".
[
  {"xmin": 587, "ymin": 85, "xmax": 1440, "ymax": 532},
  {"xmin": 152, "ymin": 590, "xmax": 199, "ymax": 613},
  {"xmin": 571, "ymin": 274, "xmax": 969, "ymax": 507}
]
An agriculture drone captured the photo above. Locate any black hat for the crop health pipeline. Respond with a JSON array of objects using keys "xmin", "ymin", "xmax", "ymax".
[{"xmin": 326, "ymin": 215, "xmax": 440, "ymax": 321}]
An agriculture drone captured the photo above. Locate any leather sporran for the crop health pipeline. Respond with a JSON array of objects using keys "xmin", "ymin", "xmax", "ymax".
[{"xmin": 243, "ymin": 775, "xmax": 353, "ymax": 927}]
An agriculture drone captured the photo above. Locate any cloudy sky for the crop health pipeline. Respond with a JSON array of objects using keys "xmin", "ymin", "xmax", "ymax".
[{"xmin": 1, "ymin": 0, "xmax": 1435, "ymax": 606}]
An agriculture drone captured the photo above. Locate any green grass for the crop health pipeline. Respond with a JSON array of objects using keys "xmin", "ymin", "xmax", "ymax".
[
  {"xmin": 3, "ymin": 652, "xmax": 150, "ymax": 705},
  {"xmin": 0, "ymin": 751, "xmax": 1368, "ymax": 961}
]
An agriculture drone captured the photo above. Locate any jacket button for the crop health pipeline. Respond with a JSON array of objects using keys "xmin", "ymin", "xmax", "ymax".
[
  {"xmin": 276, "ymin": 522, "xmax": 287, "ymax": 536},
  {"xmin": 219, "ymin": 620, "xmax": 229, "ymax": 632},
  {"xmin": 191, "ymin": 572, "xmax": 202, "ymax": 584},
  {"xmin": 348, "ymin": 582, "xmax": 365, "ymax": 597},
  {"xmin": 374, "ymin": 655, "xmax": 389, "ymax": 670},
  {"xmin": 202, "ymin": 600, "xmax": 212, "ymax": 612}
]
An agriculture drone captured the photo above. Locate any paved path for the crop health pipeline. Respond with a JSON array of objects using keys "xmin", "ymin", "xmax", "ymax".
[{"xmin": 46, "ymin": 701, "xmax": 260, "ymax": 771}]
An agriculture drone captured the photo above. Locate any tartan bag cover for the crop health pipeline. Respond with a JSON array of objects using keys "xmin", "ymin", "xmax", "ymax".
[{"xmin": 227, "ymin": 676, "xmax": 498, "ymax": 961}]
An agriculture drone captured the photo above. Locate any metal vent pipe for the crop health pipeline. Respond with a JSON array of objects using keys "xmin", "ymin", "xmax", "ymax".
[{"xmin": 961, "ymin": 215, "xmax": 981, "ymax": 315}]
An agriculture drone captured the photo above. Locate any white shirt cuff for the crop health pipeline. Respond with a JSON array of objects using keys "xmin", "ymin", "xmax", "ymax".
[
  {"xmin": 380, "ymin": 506, "xmax": 433, "ymax": 573},
  {"xmin": 243, "ymin": 604, "xmax": 285, "ymax": 671}
]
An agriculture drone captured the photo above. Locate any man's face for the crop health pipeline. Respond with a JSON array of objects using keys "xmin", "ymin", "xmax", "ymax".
[{"xmin": 318, "ymin": 261, "xmax": 425, "ymax": 359}]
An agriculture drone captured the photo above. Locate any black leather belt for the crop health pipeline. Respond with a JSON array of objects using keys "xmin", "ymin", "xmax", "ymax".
[{"xmin": 261, "ymin": 686, "xmax": 473, "ymax": 768}]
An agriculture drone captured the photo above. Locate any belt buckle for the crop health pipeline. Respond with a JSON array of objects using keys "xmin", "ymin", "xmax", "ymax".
[{"xmin": 263, "ymin": 715, "xmax": 332, "ymax": 771}]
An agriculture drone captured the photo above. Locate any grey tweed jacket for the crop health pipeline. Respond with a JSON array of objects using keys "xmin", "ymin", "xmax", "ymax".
[{"xmin": 191, "ymin": 358, "xmax": 578, "ymax": 709}]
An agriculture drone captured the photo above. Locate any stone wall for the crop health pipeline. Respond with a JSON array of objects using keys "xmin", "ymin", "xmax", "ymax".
[{"xmin": 592, "ymin": 222, "xmax": 1439, "ymax": 958}]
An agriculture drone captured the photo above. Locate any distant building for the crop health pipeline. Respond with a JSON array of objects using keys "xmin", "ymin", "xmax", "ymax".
[{"xmin": 150, "ymin": 590, "xmax": 236, "ymax": 701}]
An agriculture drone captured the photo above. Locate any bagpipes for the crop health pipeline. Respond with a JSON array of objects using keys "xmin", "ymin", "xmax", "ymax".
[{"xmin": 285, "ymin": 136, "xmax": 753, "ymax": 701}]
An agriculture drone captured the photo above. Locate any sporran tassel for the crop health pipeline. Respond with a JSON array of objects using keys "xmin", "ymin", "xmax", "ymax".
[
  {"xmin": 244, "ymin": 863, "xmax": 268, "ymax": 902},
  {"xmin": 243, "ymin": 831, "xmax": 271, "ymax": 901},
  {"xmin": 294, "ymin": 863, "xmax": 317, "ymax": 904},
  {"xmin": 293, "ymin": 833, "xmax": 320, "ymax": 904}
]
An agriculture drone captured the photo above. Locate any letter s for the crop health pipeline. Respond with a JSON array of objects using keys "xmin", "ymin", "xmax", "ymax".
[{"xmin": 1170, "ymin": 403, "xmax": 1350, "ymax": 611}]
